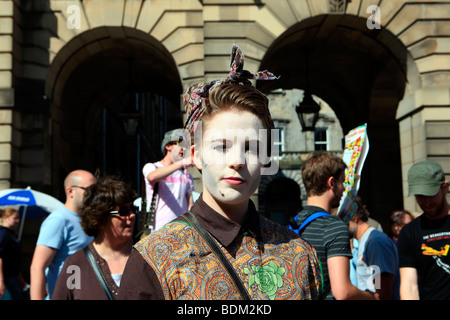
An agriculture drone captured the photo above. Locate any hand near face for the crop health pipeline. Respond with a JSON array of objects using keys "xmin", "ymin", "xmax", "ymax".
[{"xmin": 183, "ymin": 156, "xmax": 195, "ymax": 168}]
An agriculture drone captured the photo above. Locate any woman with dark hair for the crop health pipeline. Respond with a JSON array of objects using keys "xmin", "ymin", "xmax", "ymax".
[
  {"xmin": 52, "ymin": 176, "xmax": 137, "ymax": 300},
  {"xmin": 387, "ymin": 210, "xmax": 414, "ymax": 244}
]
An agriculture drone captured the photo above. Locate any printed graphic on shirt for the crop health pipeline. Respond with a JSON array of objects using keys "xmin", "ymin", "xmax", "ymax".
[
  {"xmin": 421, "ymin": 244, "xmax": 449, "ymax": 257},
  {"xmin": 164, "ymin": 176, "xmax": 189, "ymax": 184},
  {"xmin": 421, "ymin": 232, "xmax": 450, "ymax": 275},
  {"xmin": 244, "ymin": 261, "xmax": 286, "ymax": 300}
]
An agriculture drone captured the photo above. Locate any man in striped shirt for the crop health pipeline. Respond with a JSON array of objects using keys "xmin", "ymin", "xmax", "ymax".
[{"xmin": 294, "ymin": 152, "xmax": 378, "ymax": 300}]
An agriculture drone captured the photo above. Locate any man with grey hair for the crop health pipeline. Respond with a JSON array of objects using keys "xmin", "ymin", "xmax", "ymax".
[{"xmin": 398, "ymin": 160, "xmax": 450, "ymax": 300}]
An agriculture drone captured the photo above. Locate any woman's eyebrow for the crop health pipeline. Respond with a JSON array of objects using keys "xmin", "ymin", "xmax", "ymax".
[
  {"xmin": 208, "ymin": 137, "xmax": 262, "ymax": 143},
  {"xmin": 208, "ymin": 138, "xmax": 229, "ymax": 143}
]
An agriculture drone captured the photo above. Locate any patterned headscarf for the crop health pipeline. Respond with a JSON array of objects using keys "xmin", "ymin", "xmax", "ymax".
[{"xmin": 183, "ymin": 44, "xmax": 279, "ymax": 133}]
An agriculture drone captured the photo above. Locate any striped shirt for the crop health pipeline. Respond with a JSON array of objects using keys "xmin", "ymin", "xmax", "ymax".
[{"xmin": 296, "ymin": 205, "xmax": 352, "ymax": 300}]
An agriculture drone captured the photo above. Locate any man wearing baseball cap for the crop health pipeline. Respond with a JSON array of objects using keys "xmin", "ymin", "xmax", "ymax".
[
  {"xmin": 142, "ymin": 129, "xmax": 194, "ymax": 232},
  {"xmin": 397, "ymin": 160, "xmax": 450, "ymax": 299}
]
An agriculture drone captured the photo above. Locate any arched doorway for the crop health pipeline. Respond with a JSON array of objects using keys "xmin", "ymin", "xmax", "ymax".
[
  {"xmin": 264, "ymin": 177, "xmax": 302, "ymax": 226},
  {"xmin": 45, "ymin": 26, "xmax": 183, "ymax": 198},
  {"xmin": 258, "ymin": 14, "xmax": 409, "ymax": 228}
]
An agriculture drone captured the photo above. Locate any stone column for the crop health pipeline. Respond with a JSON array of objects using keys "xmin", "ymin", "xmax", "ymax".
[
  {"xmin": 0, "ymin": 0, "xmax": 14, "ymax": 189},
  {"xmin": 397, "ymin": 87, "xmax": 450, "ymax": 213}
]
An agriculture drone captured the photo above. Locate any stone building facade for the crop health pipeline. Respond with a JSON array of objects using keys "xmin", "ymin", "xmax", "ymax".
[{"xmin": 0, "ymin": 0, "xmax": 449, "ymax": 230}]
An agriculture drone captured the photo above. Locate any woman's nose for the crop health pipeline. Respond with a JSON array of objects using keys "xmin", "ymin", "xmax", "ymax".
[{"xmin": 227, "ymin": 147, "xmax": 245, "ymax": 170}]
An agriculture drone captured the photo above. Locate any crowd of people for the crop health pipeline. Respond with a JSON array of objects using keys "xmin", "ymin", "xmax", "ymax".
[{"xmin": 0, "ymin": 45, "xmax": 449, "ymax": 301}]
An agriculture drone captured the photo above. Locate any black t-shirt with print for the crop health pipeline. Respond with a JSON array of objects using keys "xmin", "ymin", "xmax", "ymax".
[{"xmin": 397, "ymin": 214, "xmax": 450, "ymax": 300}]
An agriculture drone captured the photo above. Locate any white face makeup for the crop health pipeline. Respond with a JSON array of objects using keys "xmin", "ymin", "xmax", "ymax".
[{"xmin": 194, "ymin": 110, "xmax": 265, "ymax": 211}]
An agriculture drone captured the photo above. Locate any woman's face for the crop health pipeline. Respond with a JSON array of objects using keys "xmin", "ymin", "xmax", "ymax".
[
  {"xmin": 393, "ymin": 214, "xmax": 412, "ymax": 237},
  {"xmin": 3, "ymin": 211, "xmax": 20, "ymax": 231},
  {"xmin": 194, "ymin": 109, "xmax": 265, "ymax": 209},
  {"xmin": 104, "ymin": 205, "xmax": 136, "ymax": 241}
]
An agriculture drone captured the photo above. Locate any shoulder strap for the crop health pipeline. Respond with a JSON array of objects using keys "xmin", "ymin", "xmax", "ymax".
[
  {"xmin": 83, "ymin": 246, "xmax": 115, "ymax": 300},
  {"xmin": 183, "ymin": 211, "xmax": 251, "ymax": 300},
  {"xmin": 147, "ymin": 182, "xmax": 159, "ymax": 228},
  {"xmin": 298, "ymin": 211, "xmax": 330, "ymax": 233}
]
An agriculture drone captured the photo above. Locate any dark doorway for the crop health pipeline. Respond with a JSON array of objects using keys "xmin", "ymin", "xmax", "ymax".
[
  {"xmin": 258, "ymin": 15, "xmax": 408, "ymax": 228},
  {"xmin": 264, "ymin": 178, "xmax": 302, "ymax": 226},
  {"xmin": 46, "ymin": 27, "xmax": 183, "ymax": 198}
]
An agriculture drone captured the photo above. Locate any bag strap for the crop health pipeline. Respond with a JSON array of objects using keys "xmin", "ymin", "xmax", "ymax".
[
  {"xmin": 183, "ymin": 211, "xmax": 251, "ymax": 300},
  {"xmin": 298, "ymin": 211, "xmax": 330, "ymax": 232},
  {"xmin": 83, "ymin": 246, "xmax": 115, "ymax": 300},
  {"xmin": 147, "ymin": 182, "xmax": 159, "ymax": 230}
]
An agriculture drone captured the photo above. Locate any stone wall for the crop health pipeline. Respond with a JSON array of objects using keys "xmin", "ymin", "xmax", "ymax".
[{"xmin": 0, "ymin": 0, "xmax": 448, "ymax": 215}]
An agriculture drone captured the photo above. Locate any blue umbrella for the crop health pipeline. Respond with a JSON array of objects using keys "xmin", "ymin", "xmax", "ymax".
[{"xmin": 0, "ymin": 186, "xmax": 64, "ymax": 240}]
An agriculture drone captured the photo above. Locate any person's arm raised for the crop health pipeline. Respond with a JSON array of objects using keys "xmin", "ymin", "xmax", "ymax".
[{"xmin": 147, "ymin": 160, "xmax": 185, "ymax": 183}]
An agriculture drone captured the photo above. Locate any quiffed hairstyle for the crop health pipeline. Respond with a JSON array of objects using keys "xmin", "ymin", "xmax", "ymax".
[
  {"xmin": 80, "ymin": 176, "xmax": 136, "ymax": 238},
  {"xmin": 194, "ymin": 82, "xmax": 274, "ymax": 156},
  {"xmin": 301, "ymin": 151, "xmax": 347, "ymax": 197}
]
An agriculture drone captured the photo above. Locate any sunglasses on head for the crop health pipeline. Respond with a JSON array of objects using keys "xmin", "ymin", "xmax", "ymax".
[
  {"xmin": 108, "ymin": 204, "xmax": 138, "ymax": 217},
  {"xmin": 170, "ymin": 137, "xmax": 183, "ymax": 145}
]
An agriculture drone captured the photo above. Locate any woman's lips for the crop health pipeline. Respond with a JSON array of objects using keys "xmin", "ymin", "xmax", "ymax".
[{"xmin": 223, "ymin": 177, "xmax": 246, "ymax": 185}]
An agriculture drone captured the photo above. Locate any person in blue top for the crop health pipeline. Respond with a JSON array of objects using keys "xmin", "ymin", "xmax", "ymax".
[
  {"xmin": 30, "ymin": 170, "xmax": 96, "ymax": 300},
  {"xmin": 349, "ymin": 198, "xmax": 400, "ymax": 300}
]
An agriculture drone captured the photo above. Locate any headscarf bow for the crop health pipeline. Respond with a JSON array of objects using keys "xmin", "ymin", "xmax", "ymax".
[{"xmin": 183, "ymin": 44, "xmax": 279, "ymax": 133}]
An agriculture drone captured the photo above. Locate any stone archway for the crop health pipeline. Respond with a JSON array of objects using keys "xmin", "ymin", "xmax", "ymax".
[
  {"xmin": 45, "ymin": 26, "xmax": 183, "ymax": 197},
  {"xmin": 3, "ymin": 0, "xmax": 445, "ymax": 214},
  {"xmin": 257, "ymin": 14, "xmax": 410, "ymax": 228}
]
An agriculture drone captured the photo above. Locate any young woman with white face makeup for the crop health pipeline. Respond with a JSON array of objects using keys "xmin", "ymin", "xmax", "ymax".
[
  {"xmin": 191, "ymin": 86, "xmax": 268, "ymax": 224},
  {"xmin": 118, "ymin": 45, "xmax": 322, "ymax": 301}
]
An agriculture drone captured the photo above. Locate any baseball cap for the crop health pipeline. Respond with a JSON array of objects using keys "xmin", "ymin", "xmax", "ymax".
[
  {"xmin": 407, "ymin": 160, "xmax": 445, "ymax": 196},
  {"xmin": 160, "ymin": 129, "xmax": 184, "ymax": 154}
]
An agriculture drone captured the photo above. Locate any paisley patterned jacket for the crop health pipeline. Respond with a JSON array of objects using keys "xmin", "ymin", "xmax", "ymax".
[{"xmin": 118, "ymin": 196, "xmax": 322, "ymax": 300}]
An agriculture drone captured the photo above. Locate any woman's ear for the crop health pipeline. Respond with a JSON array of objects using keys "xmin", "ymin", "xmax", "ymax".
[{"xmin": 191, "ymin": 145, "xmax": 202, "ymax": 171}]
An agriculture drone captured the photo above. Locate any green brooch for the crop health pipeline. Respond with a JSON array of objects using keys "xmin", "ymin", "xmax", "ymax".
[{"xmin": 244, "ymin": 261, "xmax": 285, "ymax": 300}]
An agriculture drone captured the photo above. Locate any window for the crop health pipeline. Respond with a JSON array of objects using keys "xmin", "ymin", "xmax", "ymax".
[
  {"xmin": 314, "ymin": 127, "xmax": 328, "ymax": 151},
  {"xmin": 274, "ymin": 126, "xmax": 285, "ymax": 152},
  {"xmin": 272, "ymin": 123, "xmax": 286, "ymax": 160}
]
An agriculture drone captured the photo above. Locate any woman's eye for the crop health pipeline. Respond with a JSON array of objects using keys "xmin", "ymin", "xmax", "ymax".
[
  {"xmin": 214, "ymin": 144, "xmax": 228, "ymax": 151},
  {"xmin": 245, "ymin": 142, "xmax": 259, "ymax": 155}
]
